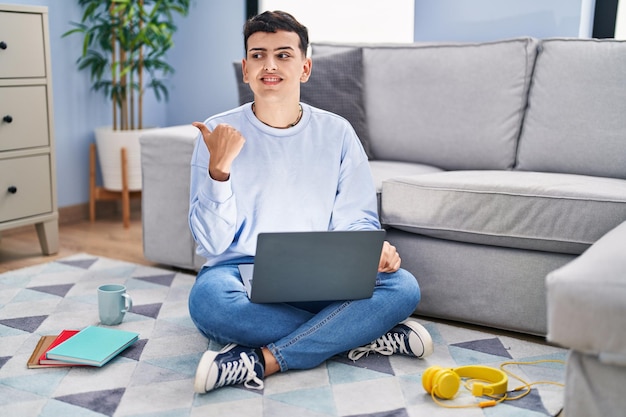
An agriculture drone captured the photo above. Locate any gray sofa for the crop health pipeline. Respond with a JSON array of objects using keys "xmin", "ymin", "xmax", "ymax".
[
  {"xmin": 140, "ymin": 36, "xmax": 626, "ymax": 415},
  {"xmin": 547, "ymin": 220, "xmax": 626, "ymax": 417}
]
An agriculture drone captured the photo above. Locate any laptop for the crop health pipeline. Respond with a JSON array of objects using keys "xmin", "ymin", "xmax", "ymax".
[{"xmin": 238, "ymin": 230, "xmax": 386, "ymax": 303}]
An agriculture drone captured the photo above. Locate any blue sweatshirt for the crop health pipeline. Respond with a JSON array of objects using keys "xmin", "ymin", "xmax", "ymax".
[{"xmin": 189, "ymin": 103, "xmax": 380, "ymax": 267}]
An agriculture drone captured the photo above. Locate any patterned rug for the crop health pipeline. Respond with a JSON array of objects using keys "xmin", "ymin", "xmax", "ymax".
[{"xmin": 0, "ymin": 254, "xmax": 567, "ymax": 417}]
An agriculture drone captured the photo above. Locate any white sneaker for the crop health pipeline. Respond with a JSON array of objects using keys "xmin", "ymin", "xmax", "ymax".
[
  {"xmin": 194, "ymin": 343, "xmax": 264, "ymax": 393},
  {"xmin": 348, "ymin": 319, "xmax": 434, "ymax": 360}
]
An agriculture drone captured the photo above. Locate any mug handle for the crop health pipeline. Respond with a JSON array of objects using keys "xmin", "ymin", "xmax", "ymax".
[{"xmin": 121, "ymin": 293, "xmax": 133, "ymax": 313}]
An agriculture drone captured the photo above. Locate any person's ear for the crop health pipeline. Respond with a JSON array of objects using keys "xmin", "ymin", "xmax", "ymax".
[
  {"xmin": 300, "ymin": 57, "xmax": 312, "ymax": 83},
  {"xmin": 242, "ymin": 58, "xmax": 249, "ymax": 84}
]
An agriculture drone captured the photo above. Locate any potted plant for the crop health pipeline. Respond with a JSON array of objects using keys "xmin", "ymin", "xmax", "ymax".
[{"xmin": 65, "ymin": 0, "xmax": 190, "ymax": 191}]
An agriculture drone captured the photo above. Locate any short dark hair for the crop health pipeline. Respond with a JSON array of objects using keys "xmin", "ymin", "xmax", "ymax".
[{"xmin": 243, "ymin": 10, "xmax": 309, "ymax": 56}]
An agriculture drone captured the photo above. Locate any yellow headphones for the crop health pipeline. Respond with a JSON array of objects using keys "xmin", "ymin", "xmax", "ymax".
[
  {"xmin": 422, "ymin": 365, "xmax": 508, "ymax": 405},
  {"xmin": 423, "ymin": 360, "xmax": 566, "ymax": 409}
]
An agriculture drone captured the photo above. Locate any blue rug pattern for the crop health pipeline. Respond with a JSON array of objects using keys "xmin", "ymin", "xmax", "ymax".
[{"xmin": 0, "ymin": 254, "xmax": 566, "ymax": 416}]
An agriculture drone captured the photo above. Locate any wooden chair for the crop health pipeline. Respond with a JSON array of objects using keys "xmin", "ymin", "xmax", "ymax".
[{"xmin": 89, "ymin": 143, "xmax": 141, "ymax": 228}]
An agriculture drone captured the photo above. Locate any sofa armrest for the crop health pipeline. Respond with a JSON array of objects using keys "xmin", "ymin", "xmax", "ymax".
[
  {"xmin": 547, "ymin": 221, "xmax": 626, "ymax": 364},
  {"xmin": 140, "ymin": 125, "xmax": 205, "ymax": 271}
]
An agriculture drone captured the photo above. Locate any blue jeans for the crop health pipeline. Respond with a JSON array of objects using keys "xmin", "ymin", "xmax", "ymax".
[{"xmin": 188, "ymin": 257, "xmax": 420, "ymax": 372}]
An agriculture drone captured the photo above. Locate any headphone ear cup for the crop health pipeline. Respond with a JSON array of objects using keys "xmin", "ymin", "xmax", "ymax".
[
  {"xmin": 422, "ymin": 366, "xmax": 443, "ymax": 394},
  {"xmin": 432, "ymin": 369, "xmax": 461, "ymax": 400}
]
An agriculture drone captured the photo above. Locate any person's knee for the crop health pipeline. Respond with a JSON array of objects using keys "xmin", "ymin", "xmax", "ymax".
[
  {"xmin": 189, "ymin": 286, "xmax": 213, "ymax": 333},
  {"xmin": 189, "ymin": 279, "xmax": 230, "ymax": 332},
  {"xmin": 394, "ymin": 268, "xmax": 421, "ymax": 310},
  {"xmin": 404, "ymin": 269, "xmax": 421, "ymax": 302}
]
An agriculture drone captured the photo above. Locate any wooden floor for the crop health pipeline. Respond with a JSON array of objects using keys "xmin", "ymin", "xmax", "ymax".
[{"xmin": 0, "ymin": 215, "xmax": 159, "ymax": 273}]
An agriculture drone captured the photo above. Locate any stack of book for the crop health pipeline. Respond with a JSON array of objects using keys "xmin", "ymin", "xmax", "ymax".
[{"xmin": 27, "ymin": 326, "xmax": 139, "ymax": 368}]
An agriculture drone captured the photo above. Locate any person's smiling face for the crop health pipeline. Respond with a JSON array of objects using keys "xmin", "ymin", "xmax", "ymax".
[{"xmin": 242, "ymin": 30, "xmax": 311, "ymax": 103}]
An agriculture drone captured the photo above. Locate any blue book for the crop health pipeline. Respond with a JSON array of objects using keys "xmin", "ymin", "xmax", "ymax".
[{"xmin": 46, "ymin": 326, "xmax": 139, "ymax": 367}]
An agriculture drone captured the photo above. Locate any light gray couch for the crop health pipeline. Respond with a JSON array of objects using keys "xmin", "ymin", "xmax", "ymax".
[
  {"xmin": 140, "ymin": 37, "xmax": 626, "ymax": 414},
  {"xmin": 547, "ymin": 220, "xmax": 626, "ymax": 417},
  {"xmin": 142, "ymin": 36, "xmax": 625, "ymax": 332}
]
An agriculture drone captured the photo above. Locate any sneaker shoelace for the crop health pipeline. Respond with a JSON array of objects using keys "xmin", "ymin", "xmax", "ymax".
[
  {"xmin": 216, "ymin": 351, "xmax": 264, "ymax": 390},
  {"xmin": 348, "ymin": 330, "xmax": 409, "ymax": 361}
]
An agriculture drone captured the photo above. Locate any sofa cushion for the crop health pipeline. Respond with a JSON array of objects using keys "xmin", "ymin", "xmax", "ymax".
[
  {"xmin": 359, "ymin": 38, "xmax": 538, "ymax": 170},
  {"xmin": 517, "ymin": 38, "xmax": 626, "ymax": 180},
  {"xmin": 369, "ymin": 160, "xmax": 443, "ymax": 223},
  {"xmin": 381, "ymin": 170, "xmax": 626, "ymax": 254},
  {"xmin": 233, "ymin": 48, "xmax": 373, "ymax": 158},
  {"xmin": 368, "ymin": 160, "xmax": 442, "ymax": 194},
  {"xmin": 547, "ymin": 221, "xmax": 626, "ymax": 364}
]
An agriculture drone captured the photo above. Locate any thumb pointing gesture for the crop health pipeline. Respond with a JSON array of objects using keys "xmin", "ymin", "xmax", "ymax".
[{"xmin": 192, "ymin": 122, "xmax": 245, "ymax": 182}]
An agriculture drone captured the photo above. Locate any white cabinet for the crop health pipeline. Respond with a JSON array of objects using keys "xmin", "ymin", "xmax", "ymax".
[{"xmin": 0, "ymin": 4, "xmax": 58, "ymax": 255}]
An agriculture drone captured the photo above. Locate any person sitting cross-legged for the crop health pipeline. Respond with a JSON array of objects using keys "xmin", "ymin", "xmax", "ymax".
[{"xmin": 188, "ymin": 10, "xmax": 434, "ymax": 394}]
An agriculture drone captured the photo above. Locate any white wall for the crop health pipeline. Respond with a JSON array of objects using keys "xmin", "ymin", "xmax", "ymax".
[
  {"xmin": 413, "ymin": 0, "xmax": 590, "ymax": 41},
  {"xmin": 616, "ymin": 0, "xmax": 626, "ymax": 39},
  {"xmin": 261, "ymin": 0, "xmax": 593, "ymax": 43},
  {"xmin": 259, "ymin": 0, "xmax": 415, "ymax": 43}
]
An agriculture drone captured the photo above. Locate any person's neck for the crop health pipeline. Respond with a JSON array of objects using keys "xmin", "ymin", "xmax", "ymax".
[{"xmin": 251, "ymin": 100, "xmax": 302, "ymax": 129}]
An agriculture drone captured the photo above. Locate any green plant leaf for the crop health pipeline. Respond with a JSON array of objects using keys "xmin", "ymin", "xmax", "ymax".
[{"xmin": 65, "ymin": 0, "xmax": 190, "ymax": 130}]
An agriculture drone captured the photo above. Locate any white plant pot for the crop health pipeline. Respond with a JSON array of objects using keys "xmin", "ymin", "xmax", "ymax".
[{"xmin": 94, "ymin": 126, "xmax": 156, "ymax": 191}]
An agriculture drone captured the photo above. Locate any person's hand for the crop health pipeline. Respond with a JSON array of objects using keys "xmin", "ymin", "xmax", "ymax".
[
  {"xmin": 378, "ymin": 241, "xmax": 401, "ymax": 273},
  {"xmin": 192, "ymin": 122, "xmax": 246, "ymax": 181}
]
